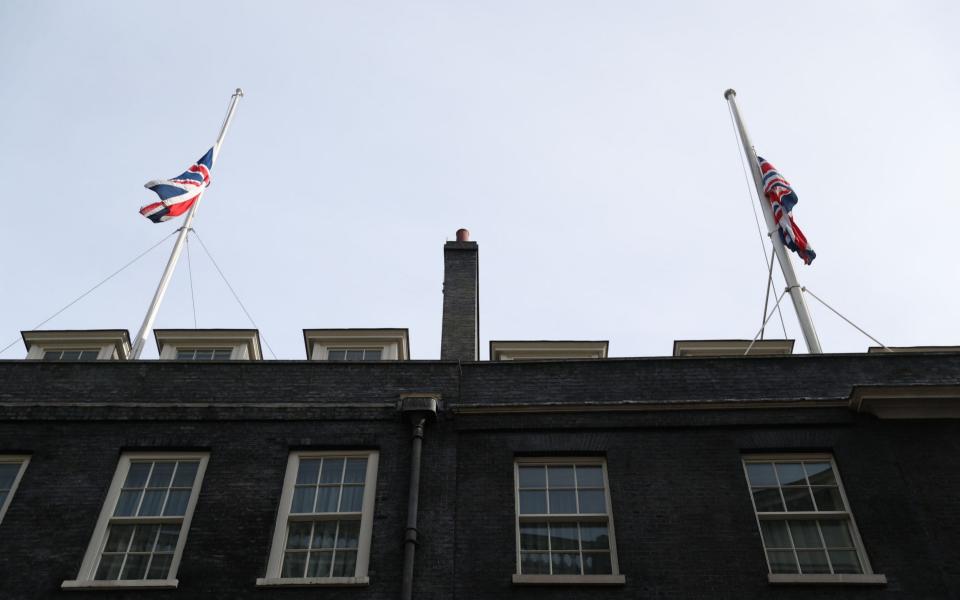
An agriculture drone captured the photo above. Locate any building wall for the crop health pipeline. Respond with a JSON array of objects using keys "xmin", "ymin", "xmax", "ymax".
[{"xmin": 0, "ymin": 357, "xmax": 958, "ymax": 599}]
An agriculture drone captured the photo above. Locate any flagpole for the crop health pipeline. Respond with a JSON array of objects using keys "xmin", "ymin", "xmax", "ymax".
[
  {"xmin": 724, "ymin": 89, "xmax": 823, "ymax": 354},
  {"xmin": 130, "ymin": 88, "xmax": 244, "ymax": 360}
]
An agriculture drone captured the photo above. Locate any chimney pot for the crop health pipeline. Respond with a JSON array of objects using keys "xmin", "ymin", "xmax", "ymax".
[{"xmin": 455, "ymin": 228, "xmax": 470, "ymax": 242}]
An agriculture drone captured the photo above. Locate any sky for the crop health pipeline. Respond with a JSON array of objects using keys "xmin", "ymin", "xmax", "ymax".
[{"xmin": 1, "ymin": 0, "xmax": 958, "ymax": 360}]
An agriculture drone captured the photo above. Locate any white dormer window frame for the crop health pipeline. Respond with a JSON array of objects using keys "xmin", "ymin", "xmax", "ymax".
[
  {"xmin": 490, "ymin": 341, "xmax": 609, "ymax": 362},
  {"xmin": 22, "ymin": 330, "xmax": 131, "ymax": 361},
  {"xmin": 154, "ymin": 330, "xmax": 262, "ymax": 361},
  {"xmin": 304, "ymin": 329, "xmax": 409, "ymax": 361}
]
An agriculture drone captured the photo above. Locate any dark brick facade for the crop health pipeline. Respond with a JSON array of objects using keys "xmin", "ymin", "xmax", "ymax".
[{"xmin": 0, "ymin": 354, "xmax": 958, "ymax": 599}]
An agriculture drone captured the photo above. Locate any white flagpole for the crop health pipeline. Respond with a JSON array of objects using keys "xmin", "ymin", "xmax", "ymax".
[
  {"xmin": 724, "ymin": 89, "xmax": 823, "ymax": 354},
  {"xmin": 130, "ymin": 88, "xmax": 244, "ymax": 360}
]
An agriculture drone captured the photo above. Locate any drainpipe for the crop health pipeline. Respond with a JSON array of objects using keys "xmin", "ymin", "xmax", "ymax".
[{"xmin": 399, "ymin": 394, "xmax": 438, "ymax": 600}]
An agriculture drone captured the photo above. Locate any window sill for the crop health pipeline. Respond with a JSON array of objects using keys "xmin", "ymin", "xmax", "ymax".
[
  {"xmin": 61, "ymin": 579, "xmax": 178, "ymax": 591},
  {"xmin": 255, "ymin": 576, "xmax": 370, "ymax": 587},
  {"xmin": 512, "ymin": 574, "xmax": 626, "ymax": 586},
  {"xmin": 768, "ymin": 573, "xmax": 887, "ymax": 585}
]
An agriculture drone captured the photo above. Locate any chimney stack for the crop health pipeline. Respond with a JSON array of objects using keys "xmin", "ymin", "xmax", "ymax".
[{"xmin": 441, "ymin": 229, "xmax": 479, "ymax": 361}]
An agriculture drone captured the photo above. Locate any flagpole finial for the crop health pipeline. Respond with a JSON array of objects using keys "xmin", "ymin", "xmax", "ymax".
[
  {"xmin": 234, "ymin": 88, "xmax": 245, "ymax": 97},
  {"xmin": 724, "ymin": 88, "xmax": 737, "ymax": 99}
]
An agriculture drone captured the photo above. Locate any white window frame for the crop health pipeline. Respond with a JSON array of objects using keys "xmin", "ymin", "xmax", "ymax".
[
  {"xmin": 257, "ymin": 450, "xmax": 379, "ymax": 588},
  {"xmin": 325, "ymin": 348, "xmax": 385, "ymax": 361},
  {"xmin": 42, "ymin": 348, "xmax": 104, "ymax": 361},
  {"xmin": 742, "ymin": 453, "xmax": 886, "ymax": 585},
  {"xmin": 62, "ymin": 452, "xmax": 209, "ymax": 591},
  {"xmin": 173, "ymin": 347, "xmax": 237, "ymax": 361},
  {"xmin": 512, "ymin": 457, "xmax": 625, "ymax": 585},
  {"xmin": 0, "ymin": 455, "xmax": 30, "ymax": 525}
]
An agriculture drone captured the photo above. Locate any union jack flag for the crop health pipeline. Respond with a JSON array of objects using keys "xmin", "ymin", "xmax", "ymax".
[
  {"xmin": 758, "ymin": 156, "xmax": 816, "ymax": 265},
  {"xmin": 139, "ymin": 148, "xmax": 214, "ymax": 223}
]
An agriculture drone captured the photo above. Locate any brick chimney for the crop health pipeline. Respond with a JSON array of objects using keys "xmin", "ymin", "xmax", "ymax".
[{"xmin": 441, "ymin": 229, "xmax": 479, "ymax": 361}]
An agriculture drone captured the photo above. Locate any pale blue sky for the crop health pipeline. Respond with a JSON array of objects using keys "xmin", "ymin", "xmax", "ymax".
[{"xmin": 1, "ymin": 0, "xmax": 958, "ymax": 359}]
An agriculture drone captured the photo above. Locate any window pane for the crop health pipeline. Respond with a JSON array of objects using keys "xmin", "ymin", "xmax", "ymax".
[
  {"xmin": 291, "ymin": 487, "xmax": 316, "ymax": 513},
  {"xmin": 282, "ymin": 552, "xmax": 307, "ymax": 578},
  {"xmin": 0, "ymin": 491, "xmax": 7, "ymax": 507},
  {"xmin": 518, "ymin": 466, "xmax": 546, "ymax": 488},
  {"xmin": 551, "ymin": 552, "xmax": 581, "ymax": 575},
  {"xmin": 307, "ymin": 551, "xmax": 333, "ymax": 577},
  {"xmin": 745, "ymin": 463, "xmax": 778, "ymax": 487},
  {"xmin": 163, "ymin": 490, "xmax": 191, "ymax": 516},
  {"xmin": 819, "ymin": 520, "xmax": 854, "ymax": 548},
  {"xmin": 320, "ymin": 459, "xmax": 344, "ymax": 484},
  {"xmin": 296, "ymin": 459, "xmax": 321, "ymax": 485},
  {"xmin": 549, "ymin": 490, "xmax": 577, "ymax": 514},
  {"xmin": 130, "ymin": 525, "xmax": 160, "ymax": 552},
  {"xmin": 578, "ymin": 489, "xmax": 606, "ymax": 513},
  {"xmin": 519, "ymin": 490, "xmax": 547, "ymax": 514},
  {"xmin": 520, "ymin": 552, "xmax": 550, "ymax": 574},
  {"xmin": 147, "ymin": 554, "xmax": 173, "ymax": 579},
  {"xmin": 287, "ymin": 522, "xmax": 312, "ymax": 549},
  {"xmin": 332, "ymin": 550, "xmax": 357, "ymax": 577},
  {"xmin": 775, "ymin": 463, "xmax": 807, "ymax": 486},
  {"xmin": 782, "ymin": 487, "xmax": 815, "ymax": 511},
  {"xmin": 829, "ymin": 550, "xmax": 863, "ymax": 574},
  {"xmin": 138, "ymin": 490, "xmax": 167, "ymax": 516},
  {"xmin": 315, "ymin": 487, "xmax": 339, "ymax": 513},
  {"xmin": 549, "ymin": 523, "xmax": 579, "ymax": 550},
  {"xmin": 804, "ymin": 462, "xmax": 836, "ymax": 486},
  {"xmin": 195, "ymin": 349, "xmax": 214, "ymax": 360},
  {"xmin": 797, "ymin": 549, "xmax": 831, "ymax": 574},
  {"xmin": 327, "ymin": 350, "xmax": 346, "ymax": 361},
  {"xmin": 346, "ymin": 350, "xmax": 364, "ymax": 361},
  {"xmin": 583, "ymin": 552, "xmax": 612, "ymax": 574},
  {"xmin": 124, "ymin": 463, "xmax": 151, "ymax": 488},
  {"xmin": 812, "ymin": 487, "xmax": 844, "ymax": 511},
  {"xmin": 155, "ymin": 525, "xmax": 180, "ymax": 552},
  {"xmin": 767, "ymin": 550, "xmax": 798, "ymax": 574},
  {"xmin": 337, "ymin": 521, "xmax": 360, "ymax": 548},
  {"xmin": 547, "ymin": 466, "xmax": 575, "ymax": 488},
  {"xmin": 121, "ymin": 553, "xmax": 150, "ymax": 580},
  {"xmin": 520, "ymin": 523, "xmax": 549, "ymax": 551},
  {"xmin": 788, "ymin": 520, "xmax": 822, "ymax": 548},
  {"xmin": 172, "ymin": 461, "xmax": 199, "ymax": 487},
  {"xmin": 212, "ymin": 349, "xmax": 232, "ymax": 360},
  {"xmin": 148, "ymin": 462, "xmax": 175, "ymax": 488},
  {"xmin": 580, "ymin": 524, "xmax": 610, "ymax": 550},
  {"xmin": 95, "ymin": 554, "xmax": 124, "ymax": 580},
  {"xmin": 313, "ymin": 521, "xmax": 338, "ymax": 549},
  {"xmin": 339, "ymin": 485, "xmax": 364, "ymax": 512},
  {"xmin": 343, "ymin": 458, "xmax": 367, "ymax": 483},
  {"xmin": 752, "ymin": 488, "xmax": 784, "ymax": 512},
  {"xmin": 0, "ymin": 464, "xmax": 19, "ymax": 489},
  {"xmin": 61, "ymin": 350, "xmax": 82, "ymax": 361},
  {"xmin": 176, "ymin": 350, "xmax": 194, "ymax": 360},
  {"xmin": 759, "ymin": 520, "xmax": 791, "ymax": 548},
  {"xmin": 114, "ymin": 490, "xmax": 142, "ymax": 516},
  {"xmin": 43, "ymin": 351, "xmax": 61, "ymax": 361},
  {"xmin": 363, "ymin": 350, "xmax": 382, "ymax": 361},
  {"xmin": 103, "ymin": 525, "xmax": 135, "ymax": 552},
  {"xmin": 576, "ymin": 465, "xmax": 603, "ymax": 488}
]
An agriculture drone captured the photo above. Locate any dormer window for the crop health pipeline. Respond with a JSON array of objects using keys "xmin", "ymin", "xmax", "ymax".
[
  {"xmin": 22, "ymin": 330, "xmax": 131, "ymax": 361},
  {"xmin": 327, "ymin": 349, "xmax": 383, "ymax": 361},
  {"xmin": 303, "ymin": 329, "xmax": 409, "ymax": 361},
  {"xmin": 490, "ymin": 341, "xmax": 609, "ymax": 361},
  {"xmin": 175, "ymin": 348, "xmax": 234, "ymax": 361},
  {"xmin": 154, "ymin": 330, "xmax": 262, "ymax": 361},
  {"xmin": 43, "ymin": 349, "xmax": 102, "ymax": 361},
  {"xmin": 672, "ymin": 339, "xmax": 794, "ymax": 357}
]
